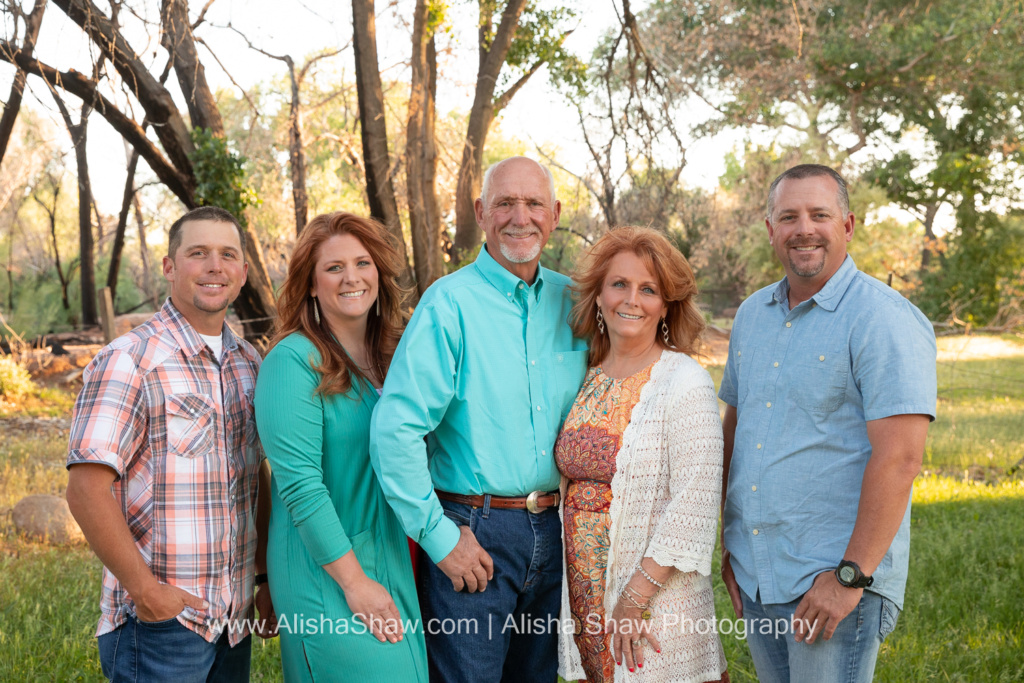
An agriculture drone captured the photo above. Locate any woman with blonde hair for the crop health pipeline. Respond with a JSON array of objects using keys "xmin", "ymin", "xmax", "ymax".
[
  {"xmin": 255, "ymin": 212, "xmax": 426, "ymax": 681},
  {"xmin": 556, "ymin": 226, "xmax": 729, "ymax": 682}
]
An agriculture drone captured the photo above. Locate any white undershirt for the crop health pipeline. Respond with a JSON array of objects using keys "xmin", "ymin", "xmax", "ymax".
[{"xmin": 199, "ymin": 332, "xmax": 223, "ymax": 362}]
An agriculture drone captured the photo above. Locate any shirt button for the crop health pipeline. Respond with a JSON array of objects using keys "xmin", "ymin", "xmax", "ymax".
[
  {"xmin": 752, "ymin": 485, "xmax": 757, "ymax": 492},
  {"xmin": 819, "ymin": 355, "xmax": 826, "ymax": 361},
  {"xmin": 757, "ymin": 443, "xmax": 762, "ymax": 449},
  {"xmin": 752, "ymin": 529, "xmax": 759, "ymax": 535},
  {"xmin": 773, "ymin": 362, "xmax": 779, "ymax": 367},
  {"xmin": 738, "ymin": 351, "xmax": 742, "ymax": 357},
  {"xmin": 531, "ymin": 360, "xmax": 536, "ymax": 365},
  {"xmin": 541, "ymin": 450, "xmax": 546, "ymax": 456},
  {"xmin": 536, "ymin": 406, "xmax": 542, "ymax": 411},
  {"xmin": 518, "ymin": 283, "xmax": 524, "ymax": 289},
  {"xmin": 766, "ymin": 402, "xmax": 772, "ymax": 408},
  {"xmin": 507, "ymin": 292, "xmax": 512, "ymax": 297},
  {"xmin": 786, "ymin": 322, "xmax": 792, "ymax": 328}
]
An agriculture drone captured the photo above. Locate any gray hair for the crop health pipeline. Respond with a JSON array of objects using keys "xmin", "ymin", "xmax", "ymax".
[
  {"xmin": 766, "ymin": 164, "xmax": 850, "ymax": 221},
  {"xmin": 480, "ymin": 157, "xmax": 556, "ymax": 206}
]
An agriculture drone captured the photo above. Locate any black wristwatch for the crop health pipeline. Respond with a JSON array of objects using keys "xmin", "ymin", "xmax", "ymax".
[
  {"xmin": 835, "ymin": 560, "xmax": 873, "ymax": 589},
  {"xmin": 254, "ymin": 573, "xmax": 269, "ymax": 586}
]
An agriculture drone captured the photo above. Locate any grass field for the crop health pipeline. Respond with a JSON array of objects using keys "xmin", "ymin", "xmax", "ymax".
[{"xmin": 1, "ymin": 333, "xmax": 1022, "ymax": 681}]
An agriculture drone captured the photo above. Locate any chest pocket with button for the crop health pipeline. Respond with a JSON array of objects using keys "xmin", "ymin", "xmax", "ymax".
[
  {"xmin": 792, "ymin": 347, "xmax": 850, "ymax": 413},
  {"xmin": 166, "ymin": 393, "xmax": 216, "ymax": 458}
]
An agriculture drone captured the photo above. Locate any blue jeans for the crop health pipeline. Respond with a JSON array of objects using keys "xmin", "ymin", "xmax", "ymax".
[
  {"xmin": 418, "ymin": 497, "xmax": 563, "ymax": 683},
  {"xmin": 741, "ymin": 588, "xmax": 900, "ymax": 683},
  {"xmin": 97, "ymin": 614, "xmax": 252, "ymax": 683}
]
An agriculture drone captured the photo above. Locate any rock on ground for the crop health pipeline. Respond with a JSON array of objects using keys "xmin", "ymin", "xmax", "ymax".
[{"xmin": 12, "ymin": 494, "xmax": 85, "ymax": 545}]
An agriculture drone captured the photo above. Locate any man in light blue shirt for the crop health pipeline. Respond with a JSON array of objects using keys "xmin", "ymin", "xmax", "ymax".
[
  {"xmin": 719, "ymin": 165, "xmax": 936, "ymax": 683},
  {"xmin": 370, "ymin": 157, "xmax": 587, "ymax": 683}
]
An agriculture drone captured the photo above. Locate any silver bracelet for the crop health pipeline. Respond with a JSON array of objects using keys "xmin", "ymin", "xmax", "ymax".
[
  {"xmin": 619, "ymin": 589, "xmax": 650, "ymax": 610},
  {"xmin": 638, "ymin": 564, "xmax": 664, "ymax": 589}
]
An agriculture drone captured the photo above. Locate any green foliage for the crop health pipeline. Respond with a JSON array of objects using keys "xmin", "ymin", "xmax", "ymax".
[
  {"xmin": 190, "ymin": 127, "xmax": 260, "ymax": 227},
  {"xmin": 919, "ymin": 214, "xmax": 1024, "ymax": 323},
  {"xmin": 0, "ymin": 357, "xmax": 35, "ymax": 400}
]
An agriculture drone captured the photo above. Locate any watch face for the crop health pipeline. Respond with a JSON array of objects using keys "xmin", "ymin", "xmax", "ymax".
[{"xmin": 839, "ymin": 566, "xmax": 856, "ymax": 583}]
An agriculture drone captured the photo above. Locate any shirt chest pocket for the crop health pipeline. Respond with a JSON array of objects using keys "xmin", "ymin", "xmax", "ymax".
[
  {"xmin": 166, "ymin": 393, "xmax": 216, "ymax": 458},
  {"xmin": 792, "ymin": 349, "xmax": 849, "ymax": 413}
]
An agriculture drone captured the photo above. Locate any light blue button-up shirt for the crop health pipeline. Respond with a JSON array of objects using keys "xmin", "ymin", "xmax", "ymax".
[
  {"xmin": 370, "ymin": 245, "xmax": 588, "ymax": 563},
  {"xmin": 719, "ymin": 256, "xmax": 936, "ymax": 609}
]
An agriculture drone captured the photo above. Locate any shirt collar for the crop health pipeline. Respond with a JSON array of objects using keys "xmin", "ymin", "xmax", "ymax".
[
  {"xmin": 160, "ymin": 297, "xmax": 239, "ymax": 358},
  {"xmin": 770, "ymin": 255, "xmax": 858, "ymax": 312},
  {"xmin": 474, "ymin": 243, "xmax": 547, "ymax": 302}
]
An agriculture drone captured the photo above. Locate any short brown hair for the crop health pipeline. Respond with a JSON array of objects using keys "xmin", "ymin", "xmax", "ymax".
[
  {"xmin": 766, "ymin": 164, "xmax": 849, "ymax": 221},
  {"xmin": 168, "ymin": 206, "xmax": 246, "ymax": 259},
  {"xmin": 570, "ymin": 226, "xmax": 705, "ymax": 367},
  {"xmin": 271, "ymin": 212, "xmax": 408, "ymax": 396}
]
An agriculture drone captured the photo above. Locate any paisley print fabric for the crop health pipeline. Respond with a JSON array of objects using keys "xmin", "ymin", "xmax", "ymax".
[{"xmin": 555, "ymin": 363, "xmax": 653, "ymax": 683}]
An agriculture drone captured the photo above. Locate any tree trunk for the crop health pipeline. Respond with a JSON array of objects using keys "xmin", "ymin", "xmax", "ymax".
[
  {"xmin": 134, "ymin": 193, "xmax": 158, "ymax": 308},
  {"xmin": 285, "ymin": 61, "xmax": 309, "ymax": 234},
  {"xmin": 920, "ymin": 202, "xmax": 939, "ymax": 272},
  {"xmin": 160, "ymin": 0, "xmax": 224, "ymax": 134},
  {"xmin": 107, "ymin": 148, "xmax": 140, "ymax": 301},
  {"xmin": 425, "ymin": 38, "xmax": 445, "ymax": 279},
  {"xmin": 407, "ymin": 0, "xmax": 443, "ymax": 294},
  {"xmin": 0, "ymin": 0, "xmax": 47, "ymax": 163},
  {"xmin": 452, "ymin": 0, "xmax": 529, "ymax": 259},
  {"xmin": 69, "ymin": 111, "xmax": 98, "ymax": 326},
  {"xmin": 351, "ymin": 0, "xmax": 414, "ymax": 290},
  {"xmin": 39, "ymin": 187, "xmax": 70, "ymax": 312}
]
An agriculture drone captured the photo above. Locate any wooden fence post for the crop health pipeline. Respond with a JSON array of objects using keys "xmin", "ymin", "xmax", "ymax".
[{"xmin": 99, "ymin": 287, "xmax": 116, "ymax": 343}]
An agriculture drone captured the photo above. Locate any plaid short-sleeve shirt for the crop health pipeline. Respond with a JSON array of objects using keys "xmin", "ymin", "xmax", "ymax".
[{"xmin": 67, "ymin": 299, "xmax": 263, "ymax": 645}]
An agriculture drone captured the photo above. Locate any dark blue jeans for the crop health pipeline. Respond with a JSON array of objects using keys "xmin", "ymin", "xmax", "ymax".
[
  {"xmin": 418, "ymin": 498, "xmax": 563, "ymax": 683},
  {"xmin": 97, "ymin": 614, "xmax": 252, "ymax": 683}
]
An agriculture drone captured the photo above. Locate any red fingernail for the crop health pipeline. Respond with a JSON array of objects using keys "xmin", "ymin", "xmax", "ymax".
[
  {"xmin": 629, "ymin": 668, "xmax": 634, "ymax": 672},
  {"xmin": 639, "ymin": 663, "xmax": 644, "ymax": 668},
  {"xmin": 656, "ymin": 649, "xmax": 661, "ymax": 653}
]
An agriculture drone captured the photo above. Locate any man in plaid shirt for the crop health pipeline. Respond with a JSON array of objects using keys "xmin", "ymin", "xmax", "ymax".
[{"xmin": 66, "ymin": 206, "xmax": 276, "ymax": 682}]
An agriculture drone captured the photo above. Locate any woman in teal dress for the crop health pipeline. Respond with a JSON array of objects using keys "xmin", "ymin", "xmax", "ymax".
[{"xmin": 255, "ymin": 211, "xmax": 426, "ymax": 682}]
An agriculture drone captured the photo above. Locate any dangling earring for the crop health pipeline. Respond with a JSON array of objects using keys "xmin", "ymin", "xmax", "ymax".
[
  {"xmin": 596, "ymin": 307, "xmax": 605, "ymax": 335},
  {"xmin": 312, "ymin": 297, "xmax": 321, "ymax": 325},
  {"xmin": 661, "ymin": 317, "xmax": 670, "ymax": 346},
  {"xmin": 376, "ymin": 295, "xmax": 381, "ymax": 317}
]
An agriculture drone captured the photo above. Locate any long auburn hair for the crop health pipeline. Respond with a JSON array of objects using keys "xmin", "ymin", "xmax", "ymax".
[
  {"xmin": 570, "ymin": 226, "xmax": 706, "ymax": 367},
  {"xmin": 271, "ymin": 212, "xmax": 408, "ymax": 396}
]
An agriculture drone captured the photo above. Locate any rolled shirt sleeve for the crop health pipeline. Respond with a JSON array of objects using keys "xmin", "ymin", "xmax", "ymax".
[{"xmin": 67, "ymin": 348, "xmax": 148, "ymax": 477}]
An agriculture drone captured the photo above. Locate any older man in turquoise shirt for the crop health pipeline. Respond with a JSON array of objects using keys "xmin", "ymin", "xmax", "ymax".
[
  {"xmin": 370, "ymin": 157, "xmax": 586, "ymax": 683},
  {"xmin": 719, "ymin": 164, "xmax": 936, "ymax": 683}
]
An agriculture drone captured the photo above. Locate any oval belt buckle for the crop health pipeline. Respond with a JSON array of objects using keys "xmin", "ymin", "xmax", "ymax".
[{"xmin": 526, "ymin": 490, "xmax": 542, "ymax": 514}]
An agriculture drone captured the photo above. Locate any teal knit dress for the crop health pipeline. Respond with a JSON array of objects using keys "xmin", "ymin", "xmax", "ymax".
[{"xmin": 255, "ymin": 333, "xmax": 427, "ymax": 682}]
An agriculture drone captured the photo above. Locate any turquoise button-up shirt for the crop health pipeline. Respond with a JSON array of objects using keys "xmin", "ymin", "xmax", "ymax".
[
  {"xmin": 719, "ymin": 256, "xmax": 936, "ymax": 609},
  {"xmin": 370, "ymin": 245, "xmax": 588, "ymax": 562}
]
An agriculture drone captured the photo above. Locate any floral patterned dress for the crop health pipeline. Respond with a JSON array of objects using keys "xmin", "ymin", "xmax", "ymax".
[{"xmin": 555, "ymin": 363, "xmax": 654, "ymax": 683}]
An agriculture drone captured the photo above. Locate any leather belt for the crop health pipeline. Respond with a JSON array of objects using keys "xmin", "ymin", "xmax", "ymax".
[{"xmin": 436, "ymin": 490, "xmax": 560, "ymax": 514}]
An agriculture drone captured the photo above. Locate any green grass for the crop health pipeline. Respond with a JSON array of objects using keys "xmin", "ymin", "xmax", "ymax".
[{"xmin": 929, "ymin": 356, "xmax": 1024, "ymax": 472}]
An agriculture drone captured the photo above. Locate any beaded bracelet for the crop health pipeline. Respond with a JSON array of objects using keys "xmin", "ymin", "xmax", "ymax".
[{"xmin": 638, "ymin": 564, "xmax": 664, "ymax": 589}]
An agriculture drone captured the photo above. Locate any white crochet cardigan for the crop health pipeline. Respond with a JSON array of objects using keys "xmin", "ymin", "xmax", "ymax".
[{"xmin": 557, "ymin": 350, "xmax": 728, "ymax": 683}]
